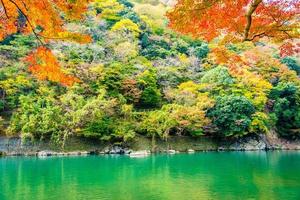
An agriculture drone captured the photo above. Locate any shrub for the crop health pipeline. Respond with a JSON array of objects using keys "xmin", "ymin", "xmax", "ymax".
[
  {"xmin": 208, "ymin": 95, "xmax": 255, "ymax": 137},
  {"xmin": 269, "ymin": 82, "xmax": 300, "ymax": 137}
]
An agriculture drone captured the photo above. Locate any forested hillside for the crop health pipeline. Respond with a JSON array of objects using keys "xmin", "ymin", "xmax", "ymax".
[{"xmin": 0, "ymin": 0, "xmax": 299, "ymax": 146}]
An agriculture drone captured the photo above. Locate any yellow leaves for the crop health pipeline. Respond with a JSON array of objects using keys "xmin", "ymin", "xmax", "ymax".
[
  {"xmin": 196, "ymin": 92, "xmax": 215, "ymax": 110},
  {"xmin": 178, "ymin": 54, "xmax": 189, "ymax": 64},
  {"xmin": 249, "ymin": 112, "xmax": 270, "ymax": 134},
  {"xmin": 178, "ymin": 81, "xmax": 199, "ymax": 94},
  {"xmin": 233, "ymin": 68, "xmax": 272, "ymax": 110},
  {"xmin": 133, "ymin": 2, "xmax": 167, "ymax": 27},
  {"xmin": 0, "ymin": 75, "xmax": 32, "ymax": 95},
  {"xmin": 93, "ymin": 0, "xmax": 124, "ymax": 21},
  {"xmin": 169, "ymin": 104, "xmax": 211, "ymax": 130},
  {"xmin": 25, "ymin": 47, "xmax": 79, "ymax": 86},
  {"xmin": 55, "ymin": 32, "xmax": 92, "ymax": 44},
  {"xmin": 111, "ymin": 19, "xmax": 141, "ymax": 37},
  {"xmin": 89, "ymin": 64, "xmax": 105, "ymax": 75},
  {"xmin": 114, "ymin": 41, "xmax": 138, "ymax": 61}
]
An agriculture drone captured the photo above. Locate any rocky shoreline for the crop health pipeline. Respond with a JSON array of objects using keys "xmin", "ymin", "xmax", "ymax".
[{"xmin": 1, "ymin": 134, "xmax": 300, "ymax": 157}]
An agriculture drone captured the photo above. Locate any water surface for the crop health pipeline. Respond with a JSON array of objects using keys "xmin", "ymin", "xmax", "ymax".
[{"xmin": 1, "ymin": 152, "xmax": 300, "ymax": 200}]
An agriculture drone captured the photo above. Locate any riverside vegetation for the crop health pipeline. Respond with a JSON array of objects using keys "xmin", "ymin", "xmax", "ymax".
[{"xmin": 0, "ymin": 0, "xmax": 299, "ymax": 153}]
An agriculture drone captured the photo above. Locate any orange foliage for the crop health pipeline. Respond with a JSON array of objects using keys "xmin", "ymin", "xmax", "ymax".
[
  {"xmin": 25, "ymin": 47, "xmax": 79, "ymax": 87},
  {"xmin": 208, "ymin": 46, "xmax": 247, "ymax": 76},
  {"xmin": 0, "ymin": 0, "xmax": 91, "ymax": 86},
  {"xmin": 0, "ymin": 0, "xmax": 91, "ymax": 41},
  {"xmin": 167, "ymin": 0, "xmax": 300, "ymax": 42}
]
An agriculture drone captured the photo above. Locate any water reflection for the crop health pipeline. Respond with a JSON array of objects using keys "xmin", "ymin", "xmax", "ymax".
[{"xmin": 1, "ymin": 152, "xmax": 300, "ymax": 200}]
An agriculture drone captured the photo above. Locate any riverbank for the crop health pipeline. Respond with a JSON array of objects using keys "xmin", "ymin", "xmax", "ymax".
[{"xmin": 1, "ymin": 133, "xmax": 300, "ymax": 157}]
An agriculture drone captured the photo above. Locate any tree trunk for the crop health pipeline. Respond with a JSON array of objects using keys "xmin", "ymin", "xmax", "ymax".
[
  {"xmin": 151, "ymin": 134, "xmax": 156, "ymax": 153},
  {"xmin": 243, "ymin": 0, "xmax": 263, "ymax": 41}
]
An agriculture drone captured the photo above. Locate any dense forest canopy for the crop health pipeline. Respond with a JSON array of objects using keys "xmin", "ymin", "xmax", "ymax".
[{"xmin": 0, "ymin": 0, "xmax": 299, "ymax": 145}]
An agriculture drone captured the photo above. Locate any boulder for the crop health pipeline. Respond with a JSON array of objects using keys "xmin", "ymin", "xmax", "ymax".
[
  {"xmin": 80, "ymin": 151, "xmax": 89, "ymax": 155},
  {"xmin": 110, "ymin": 146, "xmax": 126, "ymax": 154},
  {"xmin": 124, "ymin": 149, "xmax": 132, "ymax": 155},
  {"xmin": 37, "ymin": 151, "xmax": 56, "ymax": 157},
  {"xmin": 168, "ymin": 150, "xmax": 176, "ymax": 154},
  {"xmin": 67, "ymin": 151, "xmax": 81, "ymax": 156},
  {"xmin": 187, "ymin": 149, "xmax": 195, "ymax": 153},
  {"xmin": 129, "ymin": 150, "xmax": 150, "ymax": 158}
]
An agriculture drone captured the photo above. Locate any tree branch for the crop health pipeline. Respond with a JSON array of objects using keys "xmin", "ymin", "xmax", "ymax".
[
  {"xmin": 0, "ymin": 0, "xmax": 9, "ymax": 19},
  {"xmin": 8, "ymin": 0, "xmax": 44, "ymax": 45},
  {"xmin": 245, "ymin": 32, "xmax": 266, "ymax": 41},
  {"xmin": 243, "ymin": 0, "xmax": 263, "ymax": 41}
]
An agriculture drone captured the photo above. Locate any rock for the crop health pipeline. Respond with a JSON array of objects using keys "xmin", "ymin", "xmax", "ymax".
[
  {"xmin": 187, "ymin": 149, "xmax": 195, "ymax": 153},
  {"xmin": 218, "ymin": 147, "xmax": 225, "ymax": 151},
  {"xmin": 103, "ymin": 148, "xmax": 110, "ymax": 154},
  {"xmin": 226, "ymin": 137, "xmax": 267, "ymax": 151},
  {"xmin": 24, "ymin": 152, "xmax": 37, "ymax": 156},
  {"xmin": 124, "ymin": 149, "xmax": 132, "ymax": 154},
  {"xmin": 67, "ymin": 151, "xmax": 81, "ymax": 156},
  {"xmin": 168, "ymin": 150, "xmax": 176, "ymax": 154},
  {"xmin": 129, "ymin": 150, "xmax": 150, "ymax": 158},
  {"xmin": 110, "ymin": 146, "xmax": 125, "ymax": 154},
  {"xmin": 7, "ymin": 152, "xmax": 23, "ymax": 156},
  {"xmin": 80, "ymin": 151, "xmax": 89, "ymax": 155},
  {"xmin": 37, "ymin": 151, "xmax": 56, "ymax": 157},
  {"xmin": 243, "ymin": 138, "xmax": 266, "ymax": 151}
]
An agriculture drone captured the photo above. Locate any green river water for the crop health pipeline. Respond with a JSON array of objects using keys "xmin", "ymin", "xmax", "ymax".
[{"xmin": 1, "ymin": 152, "xmax": 300, "ymax": 200}]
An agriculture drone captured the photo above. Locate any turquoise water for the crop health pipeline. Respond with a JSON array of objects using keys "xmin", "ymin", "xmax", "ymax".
[{"xmin": 1, "ymin": 152, "xmax": 300, "ymax": 200}]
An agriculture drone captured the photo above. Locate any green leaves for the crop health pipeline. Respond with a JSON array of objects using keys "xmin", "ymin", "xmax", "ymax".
[
  {"xmin": 269, "ymin": 82, "xmax": 300, "ymax": 137},
  {"xmin": 208, "ymin": 95, "xmax": 255, "ymax": 137}
]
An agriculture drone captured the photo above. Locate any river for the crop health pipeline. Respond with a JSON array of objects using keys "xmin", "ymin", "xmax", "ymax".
[{"xmin": 1, "ymin": 152, "xmax": 300, "ymax": 200}]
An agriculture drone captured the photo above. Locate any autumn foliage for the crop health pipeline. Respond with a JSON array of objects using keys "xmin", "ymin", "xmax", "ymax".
[
  {"xmin": 167, "ymin": 0, "xmax": 300, "ymax": 42},
  {"xmin": 0, "ymin": 0, "xmax": 91, "ymax": 41},
  {"xmin": 279, "ymin": 42, "xmax": 300, "ymax": 58},
  {"xmin": 0, "ymin": 0, "xmax": 91, "ymax": 86},
  {"xmin": 25, "ymin": 47, "xmax": 79, "ymax": 86}
]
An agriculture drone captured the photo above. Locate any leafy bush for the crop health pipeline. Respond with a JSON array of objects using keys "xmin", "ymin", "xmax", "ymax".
[
  {"xmin": 8, "ymin": 95, "xmax": 65, "ymax": 141},
  {"xmin": 137, "ymin": 69, "xmax": 162, "ymax": 108},
  {"xmin": 269, "ymin": 82, "xmax": 300, "ymax": 137},
  {"xmin": 281, "ymin": 57, "xmax": 300, "ymax": 75},
  {"xmin": 208, "ymin": 95, "xmax": 255, "ymax": 137}
]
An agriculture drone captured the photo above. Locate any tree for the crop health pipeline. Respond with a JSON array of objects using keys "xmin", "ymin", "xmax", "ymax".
[
  {"xmin": 92, "ymin": 0, "xmax": 124, "ymax": 22},
  {"xmin": 281, "ymin": 57, "xmax": 300, "ymax": 75},
  {"xmin": 208, "ymin": 95, "xmax": 255, "ymax": 137},
  {"xmin": 167, "ymin": 0, "xmax": 299, "ymax": 42},
  {"xmin": 7, "ymin": 93, "xmax": 65, "ymax": 142},
  {"xmin": 0, "ymin": 0, "xmax": 92, "ymax": 86},
  {"xmin": 137, "ymin": 69, "xmax": 162, "ymax": 108},
  {"xmin": 111, "ymin": 19, "xmax": 141, "ymax": 37},
  {"xmin": 269, "ymin": 82, "xmax": 300, "ymax": 137}
]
